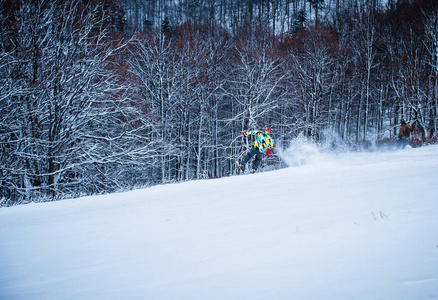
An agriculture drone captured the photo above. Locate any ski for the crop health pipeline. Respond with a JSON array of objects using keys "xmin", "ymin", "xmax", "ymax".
[
  {"xmin": 236, "ymin": 161, "xmax": 256, "ymax": 174},
  {"xmin": 236, "ymin": 160, "xmax": 245, "ymax": 174}
]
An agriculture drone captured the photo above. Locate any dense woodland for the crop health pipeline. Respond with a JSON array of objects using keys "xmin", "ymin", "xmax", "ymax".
[{"xmin": 1, "ymin": 0, "xmax": 437, "ymax": 205}]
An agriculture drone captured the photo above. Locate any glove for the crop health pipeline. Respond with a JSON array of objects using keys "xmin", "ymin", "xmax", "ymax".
[
  {"xmin": 265, "ymin": 148, "xmax": 271, "ymax": 156},
  {"xmin": 243, "ymin": 131, "xmax": 248, "ymax": 136}
]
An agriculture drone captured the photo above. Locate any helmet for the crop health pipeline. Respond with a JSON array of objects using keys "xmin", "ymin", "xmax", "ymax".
[
  {"xmin": 401, "ymin": 119, "xmax": 406, "ymax": 125},
  {"xmin": 264, "ymin": 128, "xmax": 271, "ymax": 134}
]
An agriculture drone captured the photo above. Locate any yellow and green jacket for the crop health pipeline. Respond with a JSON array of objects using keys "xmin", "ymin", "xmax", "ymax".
[{"xmin": 244, "ymin": 130, "xmax": 275, "ymax": 154}]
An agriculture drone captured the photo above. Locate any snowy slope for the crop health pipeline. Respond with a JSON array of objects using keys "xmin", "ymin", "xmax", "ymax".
[{"xmin": 1, "ymin": 144, "xmax": 438, "ymax": 300}]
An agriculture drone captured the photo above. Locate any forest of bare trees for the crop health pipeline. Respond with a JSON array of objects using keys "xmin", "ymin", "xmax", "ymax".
[{"xmin": 1, "ymin": 0, "xmax": 437, "ymax": 205}]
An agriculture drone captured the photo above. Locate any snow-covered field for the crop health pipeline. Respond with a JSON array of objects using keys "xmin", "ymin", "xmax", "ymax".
[{"xmin": 1, "ymin": 143, "xmax": 438, "ymax": 300}]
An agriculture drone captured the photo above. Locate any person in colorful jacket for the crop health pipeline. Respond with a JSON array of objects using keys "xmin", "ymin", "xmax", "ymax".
[{"xmin": 237, "ymin": 128, "xmax": 274, "ymax": 173}]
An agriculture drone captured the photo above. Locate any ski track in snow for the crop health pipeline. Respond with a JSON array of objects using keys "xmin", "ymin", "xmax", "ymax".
[{"xmin": 1, "ymin": 145, "xmax": 438, "ymax": 300}]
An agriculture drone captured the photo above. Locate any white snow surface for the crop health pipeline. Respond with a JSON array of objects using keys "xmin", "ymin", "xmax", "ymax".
[{"xmin": 1, "ymin": 144, "xmax": 438, "ymax": 300}]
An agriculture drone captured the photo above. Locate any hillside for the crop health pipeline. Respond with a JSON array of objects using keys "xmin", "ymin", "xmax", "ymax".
[{"xmin": 1, "ymin": 144, "xmax": 438, "ymax": 300}]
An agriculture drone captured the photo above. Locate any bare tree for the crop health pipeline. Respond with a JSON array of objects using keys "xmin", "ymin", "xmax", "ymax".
[
  {"xmin": 0, "ymin": 0, "xmax": 157, "ymax": 203},
  {"xmin": 423, "ymin": 9, "xmax": 438, "ymax": 138},
  {"xmin": 288, "ymin": 28, "xmax": 337, "ymax": 138}
]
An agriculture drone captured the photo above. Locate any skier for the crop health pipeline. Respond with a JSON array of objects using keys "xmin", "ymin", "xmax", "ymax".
[
  {"xmin": 397, "ymin": 119, "xmax": 412, "ymax": 149},
  {"xmin": 237, "ymin": 128, "xmax": 274, "ymax": 173}
]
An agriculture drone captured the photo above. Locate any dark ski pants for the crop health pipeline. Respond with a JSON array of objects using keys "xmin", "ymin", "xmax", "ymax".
[
  {"xmin": 397, "ymin": 138, "xmax": 408, "ymax": 149},
  {"xmin": 241, "ymin": 147, "xmax": 263, "ymax": 171}
]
